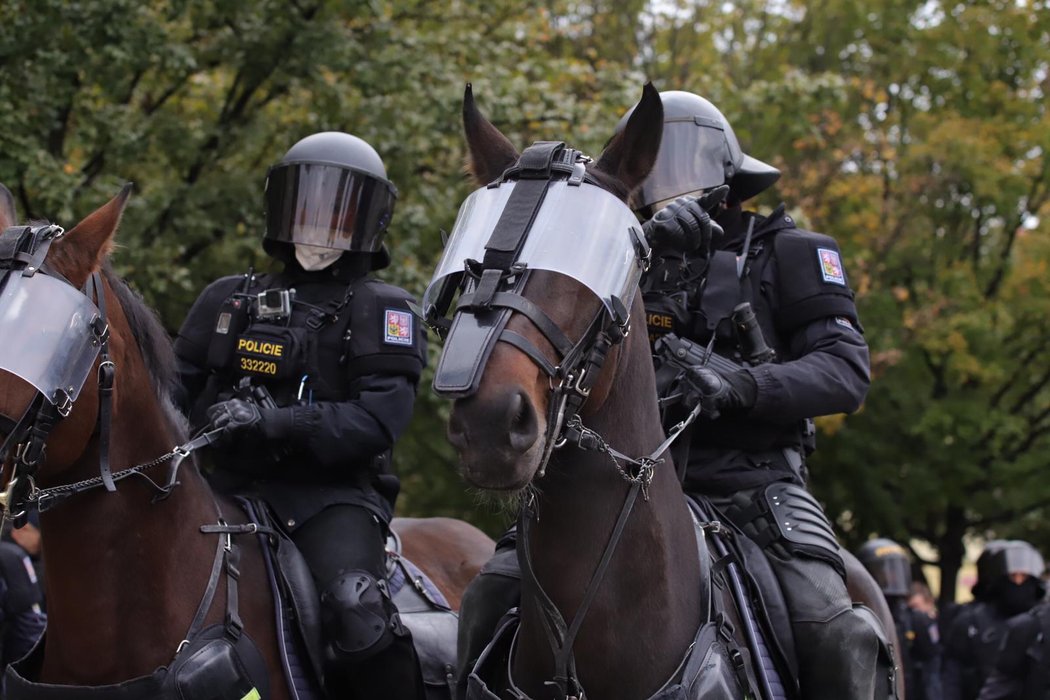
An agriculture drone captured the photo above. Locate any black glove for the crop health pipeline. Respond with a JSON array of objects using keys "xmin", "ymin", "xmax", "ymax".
[
  {"xmin": 643, "ymin": 185, "xmax": 729, "ymax": 255},
  {"xmin": 688, "ymin": 366, "xmax": 757, "ymax": 419},
  {"xmin": 206, "ymin": 398, "xmax": 263, "ymax": 436}
]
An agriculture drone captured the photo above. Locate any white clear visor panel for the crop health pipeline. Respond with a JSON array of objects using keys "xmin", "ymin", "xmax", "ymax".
[
  {"xmin": 0, "ymin": 273, "xmax": 102, "ymax": 404},
  {"xmin": 425, "ymin": 180, "xmax": 645, "ymax": 312}
]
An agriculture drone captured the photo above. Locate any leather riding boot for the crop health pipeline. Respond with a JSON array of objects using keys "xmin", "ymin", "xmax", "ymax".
[
  {"xmin": 793, "ymin": 609, "xmax": 880, "ymax": 700},
  {"xmin": 327, "ymin": 633, "xmax": 426, "ymax": 700}
]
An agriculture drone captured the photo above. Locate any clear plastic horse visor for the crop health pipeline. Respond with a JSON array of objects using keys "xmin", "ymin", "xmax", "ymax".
[
  {"xmin": 424, "ymin": 180, "xmax": 646, "ymax": 315},
  {"xmin": 0, "ymin": 273, "xmax": 103, "ymax": 404}
]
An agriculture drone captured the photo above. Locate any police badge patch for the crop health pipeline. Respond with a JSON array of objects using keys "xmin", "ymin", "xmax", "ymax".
[
  {"xmin": 817, "ymin": 248, "xmax": 846, "ymax": 285},
  {"xmin": 384, "ymin": 308, "xmax": 414, "ymax": 346}
]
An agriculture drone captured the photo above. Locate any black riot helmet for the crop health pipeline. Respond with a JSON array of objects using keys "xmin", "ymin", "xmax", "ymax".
[
  {"xmin": 972, "ymin": 539, "xmax": 1011, "ymax": 600},
  {"xmin": 616, "ymin": 90, "xmax": 781, "ymax": 212},
  {"xmin": 263, "ymin": 132, "xmax": 398, "ymax": 270},
  {"xmin": 857, "ymin": 538, "xmax": 913, "ymax": 598}
]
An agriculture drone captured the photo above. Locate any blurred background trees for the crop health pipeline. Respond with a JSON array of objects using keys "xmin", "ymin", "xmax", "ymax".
[{"xmin": 1, "ymin": 0, "xmax": 1046, "ymax": 602}]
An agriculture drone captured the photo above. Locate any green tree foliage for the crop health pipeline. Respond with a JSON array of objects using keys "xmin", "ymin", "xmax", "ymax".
[{"xmin": 1, "ymin": 1, "xmax": 1047, "ymax": 578}]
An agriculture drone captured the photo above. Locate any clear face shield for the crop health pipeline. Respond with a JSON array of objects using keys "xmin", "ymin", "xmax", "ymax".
[
  {"xmin": 264, "ymin": 162, "xmax": 398, "ymax": 253},
  {"xmin": 635, "ymin": 117, "xmax": 741, "ymax": 211},
  {"xmin": 0, "ymin": 271, "xmax": 104, "ymax": 409},
  {"xmin": 424, "ymin": 180, "xmax": 647, "ymax": 322}
]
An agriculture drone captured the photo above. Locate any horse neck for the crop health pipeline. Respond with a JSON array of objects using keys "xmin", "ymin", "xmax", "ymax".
[
  {"xmin": 515, "ymin": 303, "xmax": 702, "ymax": 698},
  {"xmin": 38, "ymin": 338, "xmax": 223, "ymax": 682}
]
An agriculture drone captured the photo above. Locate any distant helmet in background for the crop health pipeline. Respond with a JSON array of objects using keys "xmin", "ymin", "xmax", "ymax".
[{"xmin": 857, "ymin": 538, "xmax": 913, "ymax": 598}]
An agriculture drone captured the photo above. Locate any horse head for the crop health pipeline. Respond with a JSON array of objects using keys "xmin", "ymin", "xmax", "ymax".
[
  {"xmin": 430, "ymin": 84, "xmax": 663, "ymax": 492},
  {"xmin": 0, "ymin": 184, "xmax": 177, "ymax": 517}
]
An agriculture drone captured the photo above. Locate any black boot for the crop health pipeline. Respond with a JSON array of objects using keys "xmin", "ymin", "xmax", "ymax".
[{"xmin": 793, "ymin": 609, "xmax": 881, "ymax": 700}]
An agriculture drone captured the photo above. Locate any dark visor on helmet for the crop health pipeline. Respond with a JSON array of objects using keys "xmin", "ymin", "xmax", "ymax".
[
  {"xmin": 636, "ymin": 118, "xmax": 737, "ymax": 209},
  {"xmin": 265, "ymin": 163, "xmax": 397, "ymax": 253}
]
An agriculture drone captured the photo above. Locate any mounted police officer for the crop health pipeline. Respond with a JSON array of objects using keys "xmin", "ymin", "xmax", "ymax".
[
  {"xmin": 456, "ymin": 91, "xmax": 884, "ymax": 699},
  {"xmin": 634, "ymin": 89, "xmax": 879, "ymax": 700},
  {"xmin": 978, "ymin": 598, "xmax": 1050, "ymax": 700},
  {"xmin": 174, "ymin": 132, "xmax": 427, "ymax": 699},
  {"xmin": 944, "ymin": 540, "xmax": 1046, "ymax": 700},
  {"xmin": 858, "ymin": 538, "xmax": 943, "ymax": 700}
]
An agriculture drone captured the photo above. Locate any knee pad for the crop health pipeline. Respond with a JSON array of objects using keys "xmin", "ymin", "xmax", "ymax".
[
  {"xmin": 730, "ymin": 482, "xmax": 846, "ymax": 579},
  {"xmin": 320, "ymin": 570, "xmax": 403, "ymax": 664}
]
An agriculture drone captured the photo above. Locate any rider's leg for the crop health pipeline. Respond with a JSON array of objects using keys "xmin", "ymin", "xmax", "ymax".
[
  {"xmin": 456, "ymin": 527, "xmax": 521, "ymax": 698},
  {"xmin": 293, "ymin": 504, "xmax": 424, "ymax": 700},
  {"xmin": 715, "ymin": 482, "xmax": 882, "ymax": 700}
]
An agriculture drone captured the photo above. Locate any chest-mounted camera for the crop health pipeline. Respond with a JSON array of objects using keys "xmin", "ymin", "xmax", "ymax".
[{"xmin": 255, "ymin": 289, "xmax": 295, "ymax": 321}]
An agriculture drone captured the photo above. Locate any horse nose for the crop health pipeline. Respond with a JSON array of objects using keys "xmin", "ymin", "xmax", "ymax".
[{"xmin": 448, "ymin": 388, "xmax": 539, "ymax": 456}]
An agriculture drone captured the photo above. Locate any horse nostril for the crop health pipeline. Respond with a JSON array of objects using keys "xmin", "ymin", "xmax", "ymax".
[{"xmin": 507, "ymin": 390, "xmax": 538, "ymax": 452}]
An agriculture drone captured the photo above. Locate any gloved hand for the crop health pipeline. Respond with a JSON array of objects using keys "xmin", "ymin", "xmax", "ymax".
[
  {"xmin": 687, "ymin": 366, "xmax": 757, "ymax": 419},
  {"xmin": 206, "ymin": 398, "xmax": 297, "ymax": 442},
  {"xmin": 643, "ymin": 185, "xmax": 729, "ymax": 255},
  {"xmin": 206, "ymin": 398, "xmax": 263, "ymax": 436}
]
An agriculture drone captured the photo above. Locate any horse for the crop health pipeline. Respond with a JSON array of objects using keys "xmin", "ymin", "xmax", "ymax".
[
  {"xmin": 0, "ymin": 183, "xmax": 494, "ymax": 698},
  {"xmin": 425, "ymin": 84, "xmax": 904, "ymax": 699}
]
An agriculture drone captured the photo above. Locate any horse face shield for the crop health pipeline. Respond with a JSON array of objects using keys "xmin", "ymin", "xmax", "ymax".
[
  {"xmin": 423, "ymin": 176, "xmax": 648, "ymax": 398},
  {"xmin": 0, "ymin": 271, "xmax": 105, "ymax": 411}
]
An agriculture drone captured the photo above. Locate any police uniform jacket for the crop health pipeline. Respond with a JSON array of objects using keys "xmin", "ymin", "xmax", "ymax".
[
  {"xmin": 174, "ymin": 257, "xmax": 426, "ymax": 529},
  {"xmin": 943, "ymin": 600, "xmax": 1012, "ymax": 700},
  {"xmin": 648, "ymin": 204, "xmax": 870, "ymax": 495},
  {"xmin": 978, "ymin": 601, "xmax": 1050, "ymax": 700}
]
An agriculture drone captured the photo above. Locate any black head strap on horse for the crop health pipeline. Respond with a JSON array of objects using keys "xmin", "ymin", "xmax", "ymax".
[{"xmin": 422, "ymin": 141, "xmax": 651, "ymax": 474}]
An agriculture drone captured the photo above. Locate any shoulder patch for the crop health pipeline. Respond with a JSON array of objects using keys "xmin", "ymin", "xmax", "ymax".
[
  {"xmin": 817, "ymin": 248, "xmax": 846, "ymax": 285},
  {"xmin": 384, "ymin": 308, "xmax": 414, "ymax": 346},
  {"xmin": 834, "ymin": 316, "xmax": 856, "ymax": 332}
]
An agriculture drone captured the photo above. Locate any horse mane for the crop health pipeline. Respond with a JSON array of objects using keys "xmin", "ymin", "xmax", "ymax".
[{"xmin": 100, "ymin": 263, "xmax": 180, "ymax": 410}]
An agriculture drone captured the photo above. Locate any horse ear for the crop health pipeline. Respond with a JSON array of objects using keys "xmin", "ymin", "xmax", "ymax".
[
  {"xmin": 54, "ymin": 183, "xmax": 133, "ymax": 286},
  {"xmin": 0, "ymin": 184, "xmax": 17, "ymax": 230},
  {"xmin": 463, "ymin": 83, "xmax": 519, "ymax": 186},
  {"xmin": 594, "ymin": 82, "xmax": 664, "ymax": 194}
]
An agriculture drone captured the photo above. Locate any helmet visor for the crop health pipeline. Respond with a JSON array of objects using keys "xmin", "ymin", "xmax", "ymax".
[
  {"xmin": 870, "ymin": 556, "xmax": 912, "ymax": 597},
  {"xmin": 636, "ymin": 118, "xmax": 739, "ymax": 210},
  {"xmin": 995, "ymin": 545, "xmax": 1046, "ymax": 578},
  {"xmin": 265, "ymin": 163, "xmax": 397, "ymax": 253},
  {"xmin": 0, "ymin": 272, "xmax": 102, "ymax": 404}
]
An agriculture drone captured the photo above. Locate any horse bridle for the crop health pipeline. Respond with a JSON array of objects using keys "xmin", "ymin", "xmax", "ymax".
[
  {"xmin": 426, "ymin": 143, "xmax": 704, "ymax": 699},
  {"xmin": 0, "ymin": 224, "xmax": 218, "ymax": 522}
]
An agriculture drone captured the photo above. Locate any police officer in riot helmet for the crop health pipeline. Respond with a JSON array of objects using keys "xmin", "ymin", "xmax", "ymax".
[
  {"xmin": 858, "ymin": 538, "xmax": 943, "ymax": 700},
  {"xmin": 944, "ymin": 540, "xmax": 1046, "ymax": 700},
  {"xmin": 456, "ymin": 91, "xmax": 880, "ymax": 698},
  {"xmin": 635, "ymin": 89, "xmax": 878, "ymax": 700},
  {"xmin": 979, "ymin": 598, "xmax": 1050, "ymax": 700},
  {"xmin": 175, "ymin": 132, "xmax": 427, "ymax": 699}
]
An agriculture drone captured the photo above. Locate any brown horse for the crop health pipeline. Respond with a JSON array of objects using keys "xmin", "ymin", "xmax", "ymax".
[
  {"xmin": 0, "ymin": 184, "xmax": 493, "ymax": 696},
  {"xmin": 434, "ymin": 85, "xmax": 902, "ymax": 699}
]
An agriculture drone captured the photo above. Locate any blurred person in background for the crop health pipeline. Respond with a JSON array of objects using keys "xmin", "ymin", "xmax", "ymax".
[
  {"xmin": 943, "ymin": 540, "xmax": 1045, "ymax": 700},
  {"xmin": 858, "ymin": 538, "xmax": 943, "ymax": 700}
]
